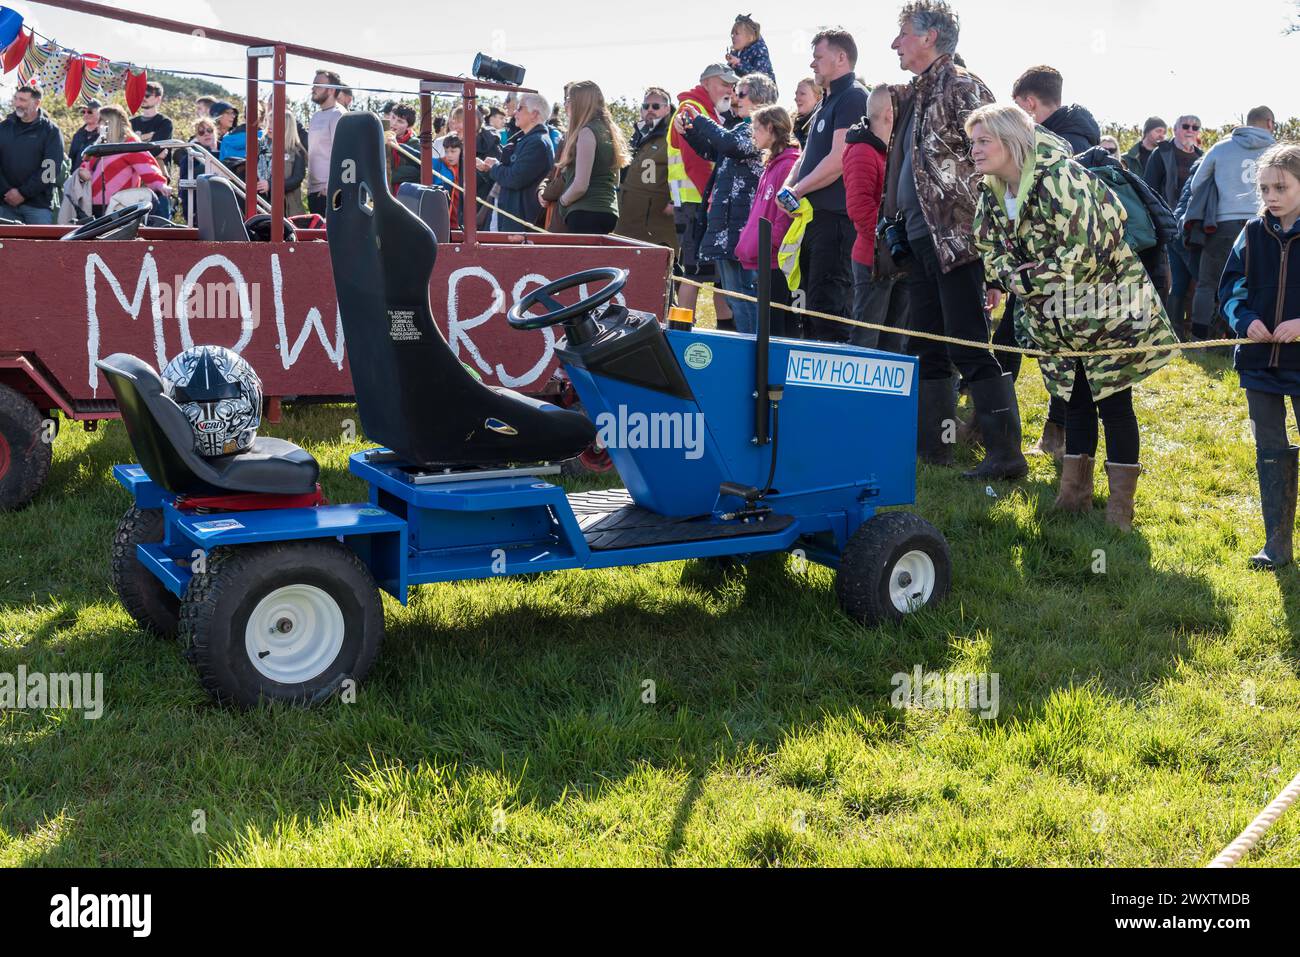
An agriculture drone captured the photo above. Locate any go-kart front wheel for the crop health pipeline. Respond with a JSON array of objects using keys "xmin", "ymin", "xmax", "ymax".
[
  {"xmin": 836, "ymin": 512, "xmax": 951, "ymax": 625},
  {"xmin": 180, "ymin": 541, "xmax": 384, "ymax": 708},
  {"xmin": 112, "ymin": 505, "xmax": 180, "ymax": 638}
]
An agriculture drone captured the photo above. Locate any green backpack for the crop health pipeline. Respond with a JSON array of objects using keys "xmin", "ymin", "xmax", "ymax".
[{"xmin": 1083, "ymin": 164, "xmax": 1158, "ymax": 253}]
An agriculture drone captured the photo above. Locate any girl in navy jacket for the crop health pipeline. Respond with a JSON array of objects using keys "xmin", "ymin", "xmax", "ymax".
[{"xmin": 1219, "ymin": 143, "xmax": 1300, "ymax": 569}]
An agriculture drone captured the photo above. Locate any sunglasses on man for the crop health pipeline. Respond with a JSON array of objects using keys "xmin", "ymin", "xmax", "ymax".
[
  {"xmin": 1181, "ymin": 123, "xmax": 1200, "ymax": 131},
  {"xmin": 641, "ymin": 102, "xmax": 666, "ymax": 111}
]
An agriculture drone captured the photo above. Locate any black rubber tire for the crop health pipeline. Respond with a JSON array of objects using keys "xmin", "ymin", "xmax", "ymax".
[
  {"xmin": 111, "ymin": 506, "xmax": 180, "ymax": 638},
  {"xmin": 179, "ymin": 541, "xmax": 384, "ymax": 708},
  {"xmin": 836, "ymin": 512, "xmax": 951, "ymax": 625},
  {"xmin": 0, "ymin": 383, "xmax": 53, "ymax": 511}
]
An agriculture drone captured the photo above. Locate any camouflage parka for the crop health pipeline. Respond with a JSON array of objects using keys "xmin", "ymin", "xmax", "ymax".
[{"xmin": 972, "ymin": 129, "xmax": 1180, "ymax": 402}]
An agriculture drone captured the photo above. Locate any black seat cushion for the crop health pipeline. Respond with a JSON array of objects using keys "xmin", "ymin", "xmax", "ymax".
[
  {"xmin": 97, "ymin": 353, "xmax": 318, "ymax": 496},
  {"xmin": 325, "ymin": 111, "xmax": 594, "ymax": 467},
  {"xmin": 195, "ymin": 175, "xmax": 251, "ymax": 241},
  {"xmin": 396, "ymin": 183, "xmax": 451, "ymax": 243}
]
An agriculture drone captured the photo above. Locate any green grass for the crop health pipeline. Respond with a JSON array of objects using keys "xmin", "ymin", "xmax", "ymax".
[{"xmin": 2, "ymin": 340, "xmax": 1299, "ymax": 866}]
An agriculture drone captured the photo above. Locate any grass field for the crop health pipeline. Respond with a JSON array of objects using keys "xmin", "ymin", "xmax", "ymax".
[{"xmin": 1, "ymin": 332, "xmax": 1299, "ymax": 866}]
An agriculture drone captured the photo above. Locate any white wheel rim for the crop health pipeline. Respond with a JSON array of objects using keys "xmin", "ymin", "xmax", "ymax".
[
  {"xmin": 888, "ymin": 549, "xmax": 936, "ymax": 614},
  {"xmin": 244, "ymin": 584, "xmax": 346, "ymax": 684}
]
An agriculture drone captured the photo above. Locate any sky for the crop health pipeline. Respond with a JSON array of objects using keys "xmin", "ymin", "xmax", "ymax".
[{"xmin": 3, "ymin": 0, "xmax": 1299, "ymax": 128}]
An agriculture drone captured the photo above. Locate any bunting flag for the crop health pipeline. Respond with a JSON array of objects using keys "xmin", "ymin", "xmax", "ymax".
[
  {"xmin": 0, "ymin": 6, "xmax": 22, "ymax": 50},
  {"xmin": 81, "ymin": 54, "xmax": 122, "ymax": 100},
  {"xmin": 2, "ymin": 24, "xmax": 29, "ymax": 73},
  {"xmin": 18, "ymin": 39, "xmax": 69, "ymax": 95},
  {"xmin": 64, "ymin": 53, "xmax": 84, "ymax": 106},
  {"xmin": 124, "ymin": 67, "xmax": 147, "ymax": 113}
]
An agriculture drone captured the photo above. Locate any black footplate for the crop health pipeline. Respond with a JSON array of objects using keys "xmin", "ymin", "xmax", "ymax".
[{"xmin": 567, "ymin": 488, "xmax": 794, "ymax": 551}]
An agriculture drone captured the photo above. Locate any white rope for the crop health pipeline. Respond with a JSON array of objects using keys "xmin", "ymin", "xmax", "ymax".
[{"xmin": 1207, "ymin": 769, "xmax": 1300, "ymax": 867}]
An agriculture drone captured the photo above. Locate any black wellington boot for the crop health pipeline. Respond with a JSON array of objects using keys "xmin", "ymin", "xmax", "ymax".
[
  {"xmin": 960, "ymin": 372, "xmax": 1029, "ymax": 481},
  {"xmin": 1249, "ymin": 446, "xmax": 1298, "ymax": 571},
  {"xmin": 917, "ymin": 376, "xmax": 957, "ymax": 466}
]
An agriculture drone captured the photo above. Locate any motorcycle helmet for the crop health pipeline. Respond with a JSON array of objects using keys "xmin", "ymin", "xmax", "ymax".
[{"xmin": 161, "ymin": 346, "xmax": 263, "ymax": 457}]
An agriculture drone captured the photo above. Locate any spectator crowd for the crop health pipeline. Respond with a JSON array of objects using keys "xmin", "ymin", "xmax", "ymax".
[{"xmin": 2, "ymin": 2, "xmax": 1299, "ymax": 566}]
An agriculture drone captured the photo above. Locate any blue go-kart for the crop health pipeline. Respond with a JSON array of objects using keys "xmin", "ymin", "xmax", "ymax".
[{"xmin": 101, "ymin": 113, "xmax": 950, "ymax": 707}]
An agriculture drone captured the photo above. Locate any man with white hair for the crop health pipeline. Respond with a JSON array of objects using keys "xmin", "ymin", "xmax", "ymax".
[
  {"xmin": 880, "ymin": 0, "xmax": 1026, "ymax": 481},
  {"xmin": 478, "ymin": 92, "xmax": 555, "ymax": 229}
]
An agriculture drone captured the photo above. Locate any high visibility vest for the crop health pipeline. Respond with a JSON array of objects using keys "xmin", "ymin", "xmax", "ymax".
[
  {"xmin": 666, "ymin": 96, "xmax": 712, "ymax": 206},
  {"xmin": 778, "ymin": 199, "xmax": 814, "ymax": 291}
]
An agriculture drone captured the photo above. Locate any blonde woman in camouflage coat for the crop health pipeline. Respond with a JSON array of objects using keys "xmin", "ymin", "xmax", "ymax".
[{"xmin": 965, "ymin": 104, "xmax": 1180, "ymax": 531}]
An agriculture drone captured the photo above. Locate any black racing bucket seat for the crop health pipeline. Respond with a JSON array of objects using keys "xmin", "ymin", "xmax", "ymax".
[
  {"xmin": 325, "ymin": 111, "xmax": 594, "ymax": 467},
  {"xmin": 96, "ymin": 353, "xmax": 319, "ymax": 496}
]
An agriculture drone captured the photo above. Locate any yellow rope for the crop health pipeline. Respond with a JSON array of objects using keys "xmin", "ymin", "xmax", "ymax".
[{"xmin": 396, "ymin": 140, "xmax": 1251, "ymax": 361}]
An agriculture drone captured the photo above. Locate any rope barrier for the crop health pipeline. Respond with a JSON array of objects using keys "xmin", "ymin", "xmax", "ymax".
[{"xmin": 1208, "ymin": 769, "xmax": 1300, "ymax": 867}]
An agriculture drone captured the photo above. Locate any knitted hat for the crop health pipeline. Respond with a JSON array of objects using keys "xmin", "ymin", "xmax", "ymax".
[{"xmin": 1143, "ymin": 116, "xmax": 1167, "ymax": 136}]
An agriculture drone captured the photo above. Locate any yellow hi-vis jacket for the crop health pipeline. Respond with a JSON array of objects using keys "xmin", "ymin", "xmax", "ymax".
[
  {"xmin": 666, "ymin": 96, "xmax": 712, "ymax": 206},
  {"xmin": 777, "ymin": 198, "xmax": 814, "ymax": 291}
]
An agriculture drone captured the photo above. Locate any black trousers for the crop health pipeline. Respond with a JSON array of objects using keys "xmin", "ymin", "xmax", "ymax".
[
  {"xmin": 906, "ymin": 233, "xmax": 1002, "ymax": 383},
  {"xmin": 307, "ymin": 192, "xmax": 327, "ymax": 216},
  {"xmin": 1246, "ymin": 390, "xmax": 1300, "ymax": 449},
  {"xmin": 565, "ymin": 209, "xmax": 618, "ymax": 235},
  {"xmin": 800, "ymin": 210, "xmax": 855, "ymax": 342},
  {"xmin": 1064, "ymin": 360, "xmax": 1139, "ymax": 463}
]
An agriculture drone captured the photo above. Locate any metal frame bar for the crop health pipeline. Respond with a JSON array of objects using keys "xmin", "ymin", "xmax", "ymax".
[{"xmin": 26, "ymin": 0, "xmax": 535, "ymax": 245}]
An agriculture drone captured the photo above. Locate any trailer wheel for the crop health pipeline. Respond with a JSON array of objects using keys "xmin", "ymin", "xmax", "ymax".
[
  {"xmin": 180, "ymin": 541, "xmax": 384, "ymax": 708},
  {"xmin": 111, "ymin": 506, "xmax": 180, "ymax": 638},
  {"xmin": 836, "ymin": 512, "xmax": 951, "ymax": 625},
  {"xmin": 0, "ymin": 383, "xmax": 53, "ymax": 511}
]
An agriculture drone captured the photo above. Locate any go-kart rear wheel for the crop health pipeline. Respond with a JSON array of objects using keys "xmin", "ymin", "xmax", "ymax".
[
  {"xmin": 836, "ymin": 512, "xmax": 951, "ymax": 625},
  {"xmin": 180, "ymin": 541, "xmax": 385, "ymax": 708},
  {"xmin": 111, "ymin": 505, "xmax": 180, "ymax": 638},
  {"xmin": 0, "ymin": 383, "xmax": 53, "ymax": 511}
]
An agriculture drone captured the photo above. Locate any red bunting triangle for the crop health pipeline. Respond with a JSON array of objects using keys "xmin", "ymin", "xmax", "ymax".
[
  {"xmin": 65, "ymin": 54, "xmax": 85, "ymax": 106},
  {"xmin": 2, "ymin": 26, "xmax": 30, "ymax": 74},
  {"xmin": 124, "ymin": 66, "xmax": 147, "ymax": 113}
]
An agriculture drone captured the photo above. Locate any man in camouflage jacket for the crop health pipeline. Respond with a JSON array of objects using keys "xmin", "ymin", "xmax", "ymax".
[{"xmin": 881, "ymin": 1, "xmax": 1026, "ymax": 481}]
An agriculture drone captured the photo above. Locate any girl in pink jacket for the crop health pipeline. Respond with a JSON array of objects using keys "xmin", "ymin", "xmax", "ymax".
[{"xmin": 735, "ymin": 105, "xmax": 800, "ymax": 336}]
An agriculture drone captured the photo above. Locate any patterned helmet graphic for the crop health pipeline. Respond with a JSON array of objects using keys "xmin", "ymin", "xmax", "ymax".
[{"xmin": 161, "ymin": 346, "xmax": 263, "ymax": 457}]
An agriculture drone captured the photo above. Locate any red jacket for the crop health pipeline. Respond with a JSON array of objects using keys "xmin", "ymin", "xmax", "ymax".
[
  {"xmin": 667, "ymin": 84, "xmax": 719, "ymax": 199},
  {"xmin": 842, "ymin": 123, "xmax": 888, "ymax": 267}
]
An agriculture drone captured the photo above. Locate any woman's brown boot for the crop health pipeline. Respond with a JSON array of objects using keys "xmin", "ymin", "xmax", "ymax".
[
  {"xmin": 1054, "ymin": 454, "xmax": 1094, "ymax": 512},
  {"xmin": 1104, "ymin": 462, "xmax": 1142, "ymax": 532}
]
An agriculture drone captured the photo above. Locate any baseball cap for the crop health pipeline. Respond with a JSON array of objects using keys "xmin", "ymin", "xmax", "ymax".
[
  {"xmin": 82, "ymin": 98, "xmax": 102, "ymax": 111},
  {"xmin": 700, "ymin": 63, "xmax": 740, "ymax": 84},
  {"xmin": 209, "ymin": 100, "xmax": 236, "ymax": 118}
]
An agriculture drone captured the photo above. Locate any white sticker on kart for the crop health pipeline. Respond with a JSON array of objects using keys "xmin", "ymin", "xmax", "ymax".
[
  {"xmin": 785, "ymin": 350, "xmax": 914, "ymax": 396},
  {"xmin": 192, "ymin": 519, "xmax": 245, "ymax": 532},
  {"xmin": 388, "ymin": 309, "xmax": 422, "ymax": 342}
]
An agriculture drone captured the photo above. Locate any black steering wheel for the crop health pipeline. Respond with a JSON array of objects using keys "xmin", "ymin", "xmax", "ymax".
[
  {"xmin": 61, "ymin": 202, "xmax": 152, "ymax": 241},
  {"xmin": 507, "ymin": 267, "xmax": 627, "ymax": 330}
]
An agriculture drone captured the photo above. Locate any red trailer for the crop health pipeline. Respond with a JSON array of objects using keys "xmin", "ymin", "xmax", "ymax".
[{"xmin": 0, "ymin": 0, "xmax": 672, "ymax": 509}]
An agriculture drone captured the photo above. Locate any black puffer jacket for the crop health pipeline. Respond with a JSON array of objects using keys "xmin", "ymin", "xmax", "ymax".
[{"xmin": 1041, "ymin": 104, "xmax": 1100, "ymax": 155}]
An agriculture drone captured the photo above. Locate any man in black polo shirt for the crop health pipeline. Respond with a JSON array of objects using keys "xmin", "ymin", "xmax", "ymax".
[{"xmin": 782, "ymin": 27, "xmax": 867, "ymax": 342}]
